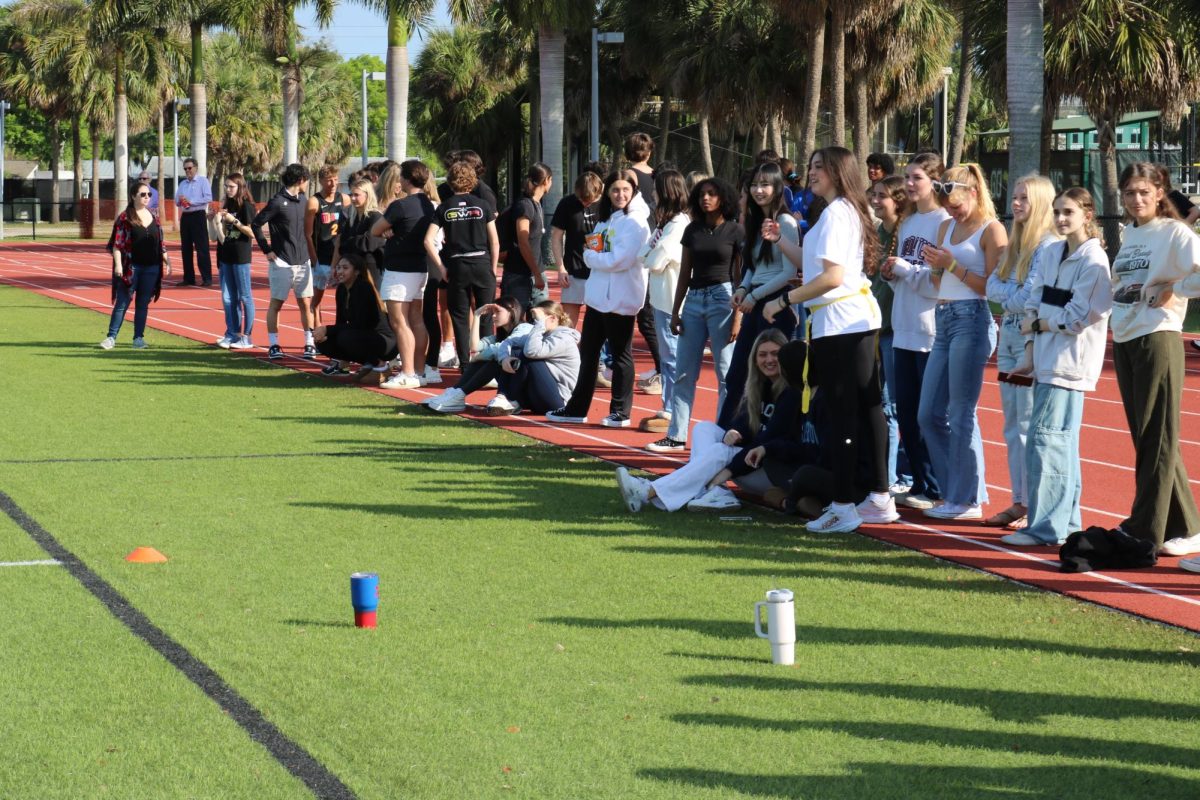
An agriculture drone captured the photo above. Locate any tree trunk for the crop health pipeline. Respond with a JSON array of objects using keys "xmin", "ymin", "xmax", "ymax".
[
  {"xmin": 829, "ymin": 4, "xmax": 846, "ymax": 147},
  {"xmin": 385, "ymin": 12, "xmax": 409, "ymax": 161},
  {"xmin": 190, "ymin": 20, "xmax": 207, "ymax": 175},
  {"xmin": 114, "ymin": 52, "xmax": 129, "ymax": 212},
  {"xmin": 49, "ymin": 121, "xmax": 61, "ymax": 223},
  {"xmin": 657, "ymin": 96, "xmax": 671, "ymax": 165},
  {"xmin": 1040, "ymin": 91, "xmax": 1059, "ymax": 174},
  {"xmin": 948, "ymin": 11, "xmax": 973, "ymax": 167},
  {"xmin": 528, "ymin": 55, "xmax": 541, "ymax": 166},
  {"xmin": 282, "ymin": 64, "xmax": 300, "ymax": 165},
  {"xmin": 756, "ymin": 119, "xmax": 768, "ymax": 153},
  {"xmin": 799, "ymin": 3, "xmax": 827, "ymax": 171},
  {"xmin": 90, "ymin": 119, "xmax": 100, "ymax": 222},
  {"xmin": 157, "ymin": 101, "xmax": 166, "ymax": 202},
  {"xmin": 71, "ymin": 117, "xmax": 82, "ymax": 205},
  {"xmin": 1006, "ymin": 0, "xmax": 1043, "ymax": 200},
  {"xmin": 771, "ymin": 112, "xmax": 784, "ymax": 156},
  {"xmin": 1097, "ymin": 115, "xmax": 1119, "ymax": 218},
  {"xmin": 538, "ymin": 25, "xmax": 565, "ymax": 214},
  {"xmin": 699, "ymin": 110, "xmax": 714, "ymax": 175},
  {"xmin": 852, "ymin": 71, "xmax": 869, "ymax": 179}
]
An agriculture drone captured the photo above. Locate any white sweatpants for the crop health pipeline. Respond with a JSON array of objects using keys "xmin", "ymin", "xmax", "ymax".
[{"xmin": 652, "ymin": 422, "xmax": 740, "ymax": 511}]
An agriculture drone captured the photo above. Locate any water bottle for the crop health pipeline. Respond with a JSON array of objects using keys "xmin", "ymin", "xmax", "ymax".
[{"xmin": 754, "ymin": 588, "xmax": 796, "ymax": 665}]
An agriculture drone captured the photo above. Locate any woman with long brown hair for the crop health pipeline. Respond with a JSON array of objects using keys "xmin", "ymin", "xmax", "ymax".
[
  {"xmin": 101, "ymin": 182, "xmax": 172, "ymax": 349},
  {"xmin": 213, "ymin": 172, "xmax": 257, "ymax": 350}
]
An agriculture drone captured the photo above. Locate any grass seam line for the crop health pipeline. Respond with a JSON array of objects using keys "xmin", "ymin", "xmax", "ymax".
[{"xmin": 0, "ymin": 489, "xmax": 359, "ymax": 800}]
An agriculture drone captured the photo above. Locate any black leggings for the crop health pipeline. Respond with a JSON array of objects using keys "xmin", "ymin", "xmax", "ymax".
[
  {"xmin": 636, "ymin": 288, "xmax": 660, "ymax": 373},
  {"xmin": 423, "ymin": 276, "xmax": 443, "ymax": 368},
  {"xmin": 455, "ymin": 359, "xmax": 502, "ymax": 397},
  {"xmin": 564, "ymin": 309, "xmax": 635, "ymax": 417},
  {"xmin": 447, "ymin": 260, "xmax": 497, "ymax": 366},
  {"xmin": 316, "ymin": 326, "xmax": 394, "ymax": 366}
]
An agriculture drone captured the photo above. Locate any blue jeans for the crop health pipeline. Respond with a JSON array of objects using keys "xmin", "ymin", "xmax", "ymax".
[
  {"xmin": 918, "ymin": 299, "xmax": 997, "ymax": 506},
  {"xmin": 496, "ymin": 360, "xmax": 565, "ymax": 414},
  {"xmin": 107, "ymin": 263, "xmax": 159, "ymax": 339},
  {"xmin": 718, "ymin": 286, "xmax": 796, "ymax": 428},
  {"xmin": 878, "ymin": 331, "xmax": 911, "ymax": 488},
  {"xmin": 219, "ymin": 261, "xmax": 255, "ymax": 339},
  {"xmin": 1024, "ymin": 383, "xmax": 1084, "ymax": 544},
  {"xmin": 996, "ymin": 313, "xmax": 1032, "ymax": 504},
  {"xmin": 652, "ymin": 307, "xmax": 678, "ymax": 411},
  {"xmin": 892, "ymin": 347, "xmax": 940, "ymax": 499},
  {"xmin": 668, "ymin": 283, "xmax": 734, "ymax": 443}
]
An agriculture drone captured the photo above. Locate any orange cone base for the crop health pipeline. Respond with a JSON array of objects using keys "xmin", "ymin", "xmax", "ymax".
[
  {"xmin": 125, "ymin": 546, "xmax": 168, "ymax": 563},
  {"xmin": 355, "ymin": 610, "xmax": 377, "ymax": 628}
]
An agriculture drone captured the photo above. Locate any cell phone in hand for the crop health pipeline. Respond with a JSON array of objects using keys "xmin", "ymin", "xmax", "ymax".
[{"xmin": 997, "ymin": 371, "xmax": 1034, "ymax": 387}]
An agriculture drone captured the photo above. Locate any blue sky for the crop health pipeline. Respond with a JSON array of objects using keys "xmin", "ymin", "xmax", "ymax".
[{"xmin": 293, "ymin": 1, "xmax": 454, "ymax": 62}]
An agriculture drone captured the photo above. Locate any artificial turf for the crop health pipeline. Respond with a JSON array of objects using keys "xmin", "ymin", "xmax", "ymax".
[{"xmin": 1, "ymin": 284, "xmax": 1198, "ymax": 799}]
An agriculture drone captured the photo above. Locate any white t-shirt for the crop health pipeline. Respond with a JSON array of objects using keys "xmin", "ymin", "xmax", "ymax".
[
  {"xmin": 803, "ymin": 197, "xmax": 881, "ymax": 339},
  {"xmin": 1110, "ymin": 217, "xmax": 1200, "ymax": 343}
]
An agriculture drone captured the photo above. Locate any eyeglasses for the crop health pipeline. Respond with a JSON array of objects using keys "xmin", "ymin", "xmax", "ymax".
[
  {"xmin": 136, "ymin": 192, "xmax": 151, "ymax": 198},
  {"xmin": 138, "ymin": 176, "xmax": 150, "ymax": 181},
  {"xmin": 184, "ymin": 165, "xmax": 196, "ymax": 171},
  {"xmin": 932, "ymin": 180, "xmax": 971, "ymax": 195}
]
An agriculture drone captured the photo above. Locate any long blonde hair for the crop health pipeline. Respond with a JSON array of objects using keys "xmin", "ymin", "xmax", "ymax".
[
  {"xmin": 346, "ymin": 179, "xmax": 379, "ymax": 227},
  {"xmin": 939, "ymin": 163, "xmax": 996, "ymax": 221},
  {"xmin": 997, "ymin": 173, "xmax": 1056, "ymax": 282},
  {"xmin": 376, "ymin": 164, "xmax": 405, "ymax": 207},
  {"xmin": 741, "ymin": 329, "xmax": 790, "ymax": 435}
]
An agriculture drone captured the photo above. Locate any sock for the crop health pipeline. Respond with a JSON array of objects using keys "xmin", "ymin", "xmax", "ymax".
[
  {"xmin": 304, "ymin": 329, "xmax": 314, "ymax": 346},
  {"xmin": 268, "ymin": 332, "xmax": 279, "ymax": 346},
  {"xmin": 869, "ymin": 491, "xmax": 890, "ymax": 505}
]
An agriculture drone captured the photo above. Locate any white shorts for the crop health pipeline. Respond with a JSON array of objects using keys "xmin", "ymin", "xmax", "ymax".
[
  {"xmin": 380, "ymin": 270, "xmax": 428, "ymax": 302},
  {"xmin": 268, "ymin": 259, "xmax": 313, "ymax": 301},
  {"xmin": 560, "ymin": 275, "xmax": 587, "ymax": 305}
]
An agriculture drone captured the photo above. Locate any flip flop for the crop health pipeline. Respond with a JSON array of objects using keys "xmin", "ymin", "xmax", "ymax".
[
  {"xmin": 1004, "ymin": 515, "xmax": 1029, "ymax": 531},
  {"xmin": 984, "ymin": 505, "xmax": 1026, "ymax": 527}
]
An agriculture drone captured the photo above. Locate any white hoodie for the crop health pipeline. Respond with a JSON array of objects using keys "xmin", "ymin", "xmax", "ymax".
[
  {"xmin": 582, "ymin": 195, "xmax": 652, "ymax": 316},
  {"xmin": 639, "ymin": 212, "xmax": 689, "ymax": 313}
]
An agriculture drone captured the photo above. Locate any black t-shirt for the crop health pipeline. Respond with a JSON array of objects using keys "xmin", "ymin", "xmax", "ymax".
[
  {"xmin": 382, "ymin": 194, "xmax": 435, "ymax": 272},
  {"xmin": 1169, "ymin": 190, "xmax": 1197, "ymax": 220},
  {"xmin": 314, "ymin": 192, "xmax": 344, "ymax": 264},
  {"xmin": 217, "ymin": 202, "xmax": 254, "ymax": 264},
  {"xmin": 505, "ymin": 196, "xmax": 543, "ymax": 276},
  {"xmin": 550, "ymin": 194, "xmax": 599, "ymax": 279},
  {"xmin": 128, "ymin": 221, "xmax": 162, "ymax": 265},
  {"xmin": 633, "ymin": 167, "xmax": 657, "ymax": 218},
  {"xmin": 438, "ymin": 180, "xmax": 499, "ymax": 219},
  {"xmin": 682, "ymin": 219, "xmax": 742, "ymax": 288},
  {"xmin": 437, "ymin": 193, "xmax": 496, "ymax": 263}
]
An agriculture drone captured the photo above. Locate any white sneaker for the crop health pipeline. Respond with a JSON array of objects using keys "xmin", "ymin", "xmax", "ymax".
[
  {"xmin": 132, "ymin": 337, "xmax": 148, "ymax": 349},
  {"xmin": 806, "ymin": 503, "xmax": 862, "ymax": 534},
  {"xmin": 423, "ymin": 366, "xmax": 442, "ymax": 385},
  {"xmin": 654, "ymin": 408, "xmax": 672, "ymax": 420},
  {"xmin": 1180, "ymin": 556, "xmax": 1200, "ymax": 573},
  {"xmin": 637, "ymin": 367, "xmax": 657, "ymax": 380},
  {"xmin": 616, "ymin": 467, "xmax": 651, "ymax": 512},
  {"xmin": 889, "ymin": 483, "xmax": 912, "ymax": 496},
  {"xmin": 229, "ymin": 336, "xmax": 254, "ymax": 350},
  {"xmin": 924, "ymin": 503, "xmax": 983, "ymax": 520},
  {"xmin": 484, "ymin": 393, "xmax": 520, "ymax": 416},
  {"xmin": 687, "ymin": 486, "xmax": 741, "ymax": 511},
  {"xmin": 856, "ymin": 493, "xmax": 900, "ymax": 524},
  {"xmin": 215, "ymin": 336, "xmax": 234, "ymax": 349},
  {"xmin": 99, "ymin": 336, "xmax": 115, "ymax": 350},
  {"xmin": 381, "ymin": 373, "xmax": 421, "ymax": 390},
  {"xmin": 438, "ymin": 342, "xmax": 457, "ymax": 366},
  {"xmin": 425, "ymin": 387, "xmax": 466, "ymax": 413},
  {"xmin": 903, "ymin": 493, "xmax": 936, "ymax": 510},
  {"xmin": 1161, "ymin": 533, "xmax": 1200, "ymax": 557}
]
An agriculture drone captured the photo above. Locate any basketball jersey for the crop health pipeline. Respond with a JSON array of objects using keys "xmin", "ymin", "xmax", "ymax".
[{"xmin": 315, "ymin": 192, "xmax": 343, "ymax": 264}]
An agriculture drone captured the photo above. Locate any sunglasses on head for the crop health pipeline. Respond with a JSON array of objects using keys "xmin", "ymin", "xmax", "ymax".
[{"xmin": 932, "ymin": 180, "xmax": 971, "ymax": 196}]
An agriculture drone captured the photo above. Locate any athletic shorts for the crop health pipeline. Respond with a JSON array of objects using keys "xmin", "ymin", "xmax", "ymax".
[
  {"xmin": 312, "ymin": 262, "xmax": 333, "ymax": 290},
  {"xmin": 268, "ymin": 259, "xmax": 313, "ymax": 301},
  {"xmin": 560, "ymin": 275, "xmax": 587, "ymax": 306},
  {"xmin": 380, "ymin": 270, "xmax": 428, "ymax": 303}
]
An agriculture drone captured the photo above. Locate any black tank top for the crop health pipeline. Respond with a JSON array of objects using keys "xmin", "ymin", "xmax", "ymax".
[
  {"xmin": 129, "ymin": 220, "xmax": 162, "ymax": 266},
  {"xmin": 315, "ymin": 192, "xmax": 343, "ymax": 264}
]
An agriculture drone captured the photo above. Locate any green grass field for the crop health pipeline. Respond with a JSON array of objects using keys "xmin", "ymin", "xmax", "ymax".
[{"xmin": 1, "ymin": 284, "xmax": 1199, "ymax": 800}]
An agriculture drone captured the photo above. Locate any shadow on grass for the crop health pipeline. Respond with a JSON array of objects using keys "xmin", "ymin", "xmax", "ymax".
[
  {"xmin": 677, "ymin": 674, "xmax": 1200, "ymax": 722},
  {"xmin": 543, "ymin": 617, "xmax": 1200, "ymax": 667},
  {"xmin": 637, "ymin": 764, "xmax": 1200, "ymax": 799},
  {"xmin": 670, "ymin": 712, "xmax": 1200, "ymax": 769},
  {"xmin": 282, "ymin": 618, "xmax": 356, "ymax": 629}
]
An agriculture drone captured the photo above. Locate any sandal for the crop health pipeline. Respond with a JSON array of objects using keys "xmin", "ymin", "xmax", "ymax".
[
  {"xmin": 1004, "ymin": 515, "xmax": 1029, "ymax": 531},
  {"xmin": 984, "ymin": 505, "xmax": 1027, "ymax": 527}
]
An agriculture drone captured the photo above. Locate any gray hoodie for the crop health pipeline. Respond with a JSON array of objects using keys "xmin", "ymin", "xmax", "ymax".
[{"xmin": 520, "ymin": 321, "xmax": 582, "ymax": 406}]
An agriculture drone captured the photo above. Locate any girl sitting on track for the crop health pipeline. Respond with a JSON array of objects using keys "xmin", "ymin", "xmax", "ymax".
[
  {"xmin": 421, "ymin": 296, "xmax": 529, "ymax": 414},
  {"xmin": 314, "ymin": 253, "xmax": 397, "ymax": 380},
  {"xmin": 999, "ymin": 188, "xmax": 1111, "ymax": 547},
  {"xmin": 616, "ymin": 330, "xmax": 813, "ymax": 512},
  {"xmin": 487, "ymin": 301, "xmax": 581, "ymax": 416},
  {"xmin": 101, "ymin": 182, "xmax": 172, "ymax": 350}
]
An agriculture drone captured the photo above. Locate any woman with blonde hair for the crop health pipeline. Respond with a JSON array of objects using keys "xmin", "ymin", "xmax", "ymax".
[
  {"xmin": 917, "ymin": 163, "xmax": 1007, "ymax": 521},
  {"xmin": 983, "ymin": 173, "xmax": 1058, "ymax": 529},
  {"xmin": 375, "ymin": 163, "xmax": 405, "ymax": 208},
  {"xmin": 331, "ymin": 179, "xmax": 386, "ymax": 286}
]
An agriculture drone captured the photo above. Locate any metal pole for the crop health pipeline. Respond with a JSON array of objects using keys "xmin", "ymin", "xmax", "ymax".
[
  {"xmin": 590, "ymin": 28, "xmax": 599, "ymax": 163},
  {"xmin": 172, "ymin": 102, "xmax": 179, "ymax": 199},
  {"xmin": 0, "ymin": 100, "xmax": 7, "ymax": 240},
  {"xmin": 362, "ymin": 70, "xmax": 369, "ymax": 168},
  {"xmin": 941, "ymin": 70, "xmax": 950, "ymax": 164}
]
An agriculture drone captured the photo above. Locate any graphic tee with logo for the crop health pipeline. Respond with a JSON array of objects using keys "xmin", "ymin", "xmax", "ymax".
[{"xmin": 437, "ymin": 193, "xmax": 497, "ymax": 263}]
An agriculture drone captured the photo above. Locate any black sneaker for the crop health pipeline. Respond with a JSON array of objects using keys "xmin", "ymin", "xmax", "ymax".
[
  {"xmin": 302, "ymin": 344, "xmax": 317, "ymax": 359},
  {"xmin": 1191, "ymin": 339, "xmax": 1200, "ymax": 353},
  {"xmin": 645, "ymin": 436, "xmax": 685, "ymax": 452},
  {"xmin": 268, "ymin": 344, "xmax": 283, "ymax": 360},
  {"xmin": 321, "ymin": 360, "xmax": 348, "ymax": 376},
  {"xmin": 600, "ymin": 412, "xmax": 631, "ymax": 428}
]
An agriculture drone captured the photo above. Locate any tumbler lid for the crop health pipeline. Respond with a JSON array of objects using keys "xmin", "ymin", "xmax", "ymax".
[{"xmin": 766, "ymin": 588, "xmax": 793, "ymax": 603}]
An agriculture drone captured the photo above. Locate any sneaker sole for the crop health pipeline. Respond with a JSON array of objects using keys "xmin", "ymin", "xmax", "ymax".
[
  {"xmin": 615, "ymin": 467, "xmax": 642, "ymax": 513},
  {"xmin": 923, "ymin": 510, "xmax": 983, "ymax": 520},
  {"xmin": 859, "ymin": 513, "xmax": 900, "ymax": 524},
  {"xmin": 483, "ymin": 407, "xmax": 519, "ymax": 416},
  {"xmin": 601, "ymin": 418, "xmax": 632, "ymax": 428},
  {"xmin": 546, "ymin": 415, "xmax": 588, "ymax": 424},
  {"xmin": 646, "ymin": 445, "xmax": 685, "ymax": 453}
]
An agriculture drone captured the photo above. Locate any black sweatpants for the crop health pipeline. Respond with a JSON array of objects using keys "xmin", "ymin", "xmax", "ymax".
[
  {"xmin": 563, "ymin": 309, "xmax": 635, "ymax": 418},
  {"xmin": 179, "ymin": 211, "xmax": 212, "ymax": 283},
  {"xmin": 316, "ymin": 326, "xmax": 393, "ymax": 366},
  {"xmin": 447, "ymin": 259, "xmax": 497, "ymax": 366},
  {"xmin": 636, "ymin": 287, "xmax": 660, "ymax": 373}
]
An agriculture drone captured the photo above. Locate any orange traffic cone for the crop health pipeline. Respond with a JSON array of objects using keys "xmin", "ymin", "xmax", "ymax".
[{"xmin": 125, "ymin": 546, "xmax": 168, "ymax": 563}]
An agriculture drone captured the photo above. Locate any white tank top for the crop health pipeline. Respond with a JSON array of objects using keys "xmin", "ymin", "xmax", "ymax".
[{"xmin": 938, "ymin": 219, "xmax": 991, "ymax": 301}]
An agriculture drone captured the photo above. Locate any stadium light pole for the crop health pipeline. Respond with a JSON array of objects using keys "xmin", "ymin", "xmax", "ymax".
[
  {"xmin": 0, "ymin": 99, "xmax": 9, "ymax": 240},
  {"xmin": 173, "ymin": 98, "xmax": 190, "ymax": 193},
  {"xmin": 362, "ymin": 71, "xmax": 386, "ymax": 169},
  {"xmin": 590, "ymin": 29, "xmax": 624, "ymax": 163}
]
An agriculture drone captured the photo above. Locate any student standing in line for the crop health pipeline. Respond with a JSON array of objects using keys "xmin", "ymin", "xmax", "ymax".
[
  {"xmin": 881, "ymin": 152, "xmax": 949, "ymax": 510},
  {"xmin": 763, "ymin": 146, "xmax": 893, "ymax": 533},
  {"xmin": 625, "ymin": 133, "xmax": 662, "ymax": 387},
  {"xmin": 424, "ymin": 160, "xmax": 500, "ymax": 370},
  {"xmin": 551, "ymin": 171, "xmax": 604, "ymax": 327},
  {"xmin": 372, "ymin": 159, "xmax": 437, "ymax": 389},
  {"xmin": 305, "ymin": 165, "xmax": 349, "ymax": 329},
  {"xmin": 376, "ymin": 163, "xmax": 405, "ymax": 210},
  {"xmin": 330, "ymin": 179, "xmax": 386, "ymax": 287},
  {"xmin": 252, "ymin": 163, "xmax": 314, "ymax": 360},
  {"xmin": 650, "ymin": 178, "xmax": 742, "ymax": 452},
  {"xmin": 719, "ymin": 161, "xmax": 800, "ymax": 429},
  {"xmin": 174, "ymin": 157, "xmax": 213, "ymax": 286},
  {"xmin": 984, "ymin": 173, "xmax": 1058, "ymax": 530},
  {"xmin": 100, "ymin": 182, "xmax": 171, "ymax": 349},
  {"xmin": 999, "ymin": 188, "xmax": 1111, "ymax": 547},
  {"xmin": 212, "ymin": 173, "xmax": 257, "ymax": 350},
  {"xmin": 546, "ymin": 171, "xmax": 651, "ymax": 427},
  {"xmin": 916, "ymin": 163, "xmax": 1007, "ymax": 520},
  {"xmin": 501, "ymin": 163, "xmax": 553, "ymax": 310},
  {"xmin": 1105, "ymin": 162, "xmax": 1200, "ymax": 559},
  {"xmin": 314, "ymin": 253, "xmax": 396, "ymax": 377}
]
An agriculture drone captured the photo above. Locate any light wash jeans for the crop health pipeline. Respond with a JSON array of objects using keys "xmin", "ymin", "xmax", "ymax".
[
  {"xmin": 996, "ymin": 313, "xmax": 1031, "ymax": 504},
  {"xmin": 668, "ymin": 283, "xmax": 734, "ymax": 443},
  {"xmin": 219, "ymin": 261, "xmax": 255, "ymax": 339},
  {"xmin": 652, "ymin": 307, "xmax": 678, "ymax": 412},
  {"xmin": 878, "ymin": 331, "xmax": 911, "ymax": 489},
  {"xmin": 1024, "ymin": 383, "xmax": 1084, "ymax": 544},
  {"xmin": 918, "ymin": 299, "xmax": 997, "ymax": 506}
]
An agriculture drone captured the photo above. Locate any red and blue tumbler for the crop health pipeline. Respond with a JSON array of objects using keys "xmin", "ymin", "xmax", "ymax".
[{"xmin": 350, "ymin": 572, "xmax": 379, "ymax": 628}]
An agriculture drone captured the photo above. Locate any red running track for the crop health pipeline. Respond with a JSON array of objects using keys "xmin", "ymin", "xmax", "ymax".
[{"xmin": 3, "ymin": 241, "xmax": 1199, "ymax": 633}]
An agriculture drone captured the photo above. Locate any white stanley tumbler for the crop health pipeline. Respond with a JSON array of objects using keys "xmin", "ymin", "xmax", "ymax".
[{"xmin": 754, "ymin": 588, "xmax": 796, "ymax": 665}]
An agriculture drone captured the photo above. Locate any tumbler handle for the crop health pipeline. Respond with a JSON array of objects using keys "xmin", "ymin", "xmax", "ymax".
[{"xmin": 754, "ymin": 601, "xmax": 769, "ymax": 639}]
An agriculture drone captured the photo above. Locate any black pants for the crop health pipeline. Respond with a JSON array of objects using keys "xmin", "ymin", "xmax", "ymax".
[
  {"xmin": 423, "ymin": 276, "xmax": 443, "ymax": 368},
  {"xmin": 447, "ymin": 259, "xmax": 497, "ymax": 366},
  {"xmin": 316, "ymin": 327, "xmax": 393, "ymax": 366},
  {"xmin": 456, "ymin": 359, "xmax": 501, "ymax": 396},
  {"xmin": 636, "ymin": 288, "xmax": 660, "ymax": 373},
  {"xmin": 809, "ymin": 329, "xmax": 888, "ymax": 503},
  {"xmin": 564, "ymin": 309, "xmax": 635, "ymax": 417},
  {"xmin": 179, "ymin": 212, "xmax": 212, "ymax": 283}
]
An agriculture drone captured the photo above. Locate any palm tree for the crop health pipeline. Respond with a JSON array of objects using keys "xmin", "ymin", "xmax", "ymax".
[
  {"xmin": 204, "ymin": 32, "xmax": 277, "ymax": 182},
  {"xmin": 1006, "ymin": 0, "xmax": 1043, "ymax": 195},
  {"xmin": 947, "ymin": 4, "xmax": 973, "ymax": 166}
]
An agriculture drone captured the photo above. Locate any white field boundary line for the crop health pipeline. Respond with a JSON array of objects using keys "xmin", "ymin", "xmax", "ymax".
[
  {"xmin": 0, "ymin": 559, "xmax": 62, "ymax": 567},
  {"xmin": 893, "ymin": 517, "xmax": 1200, "ymax": 609}
]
